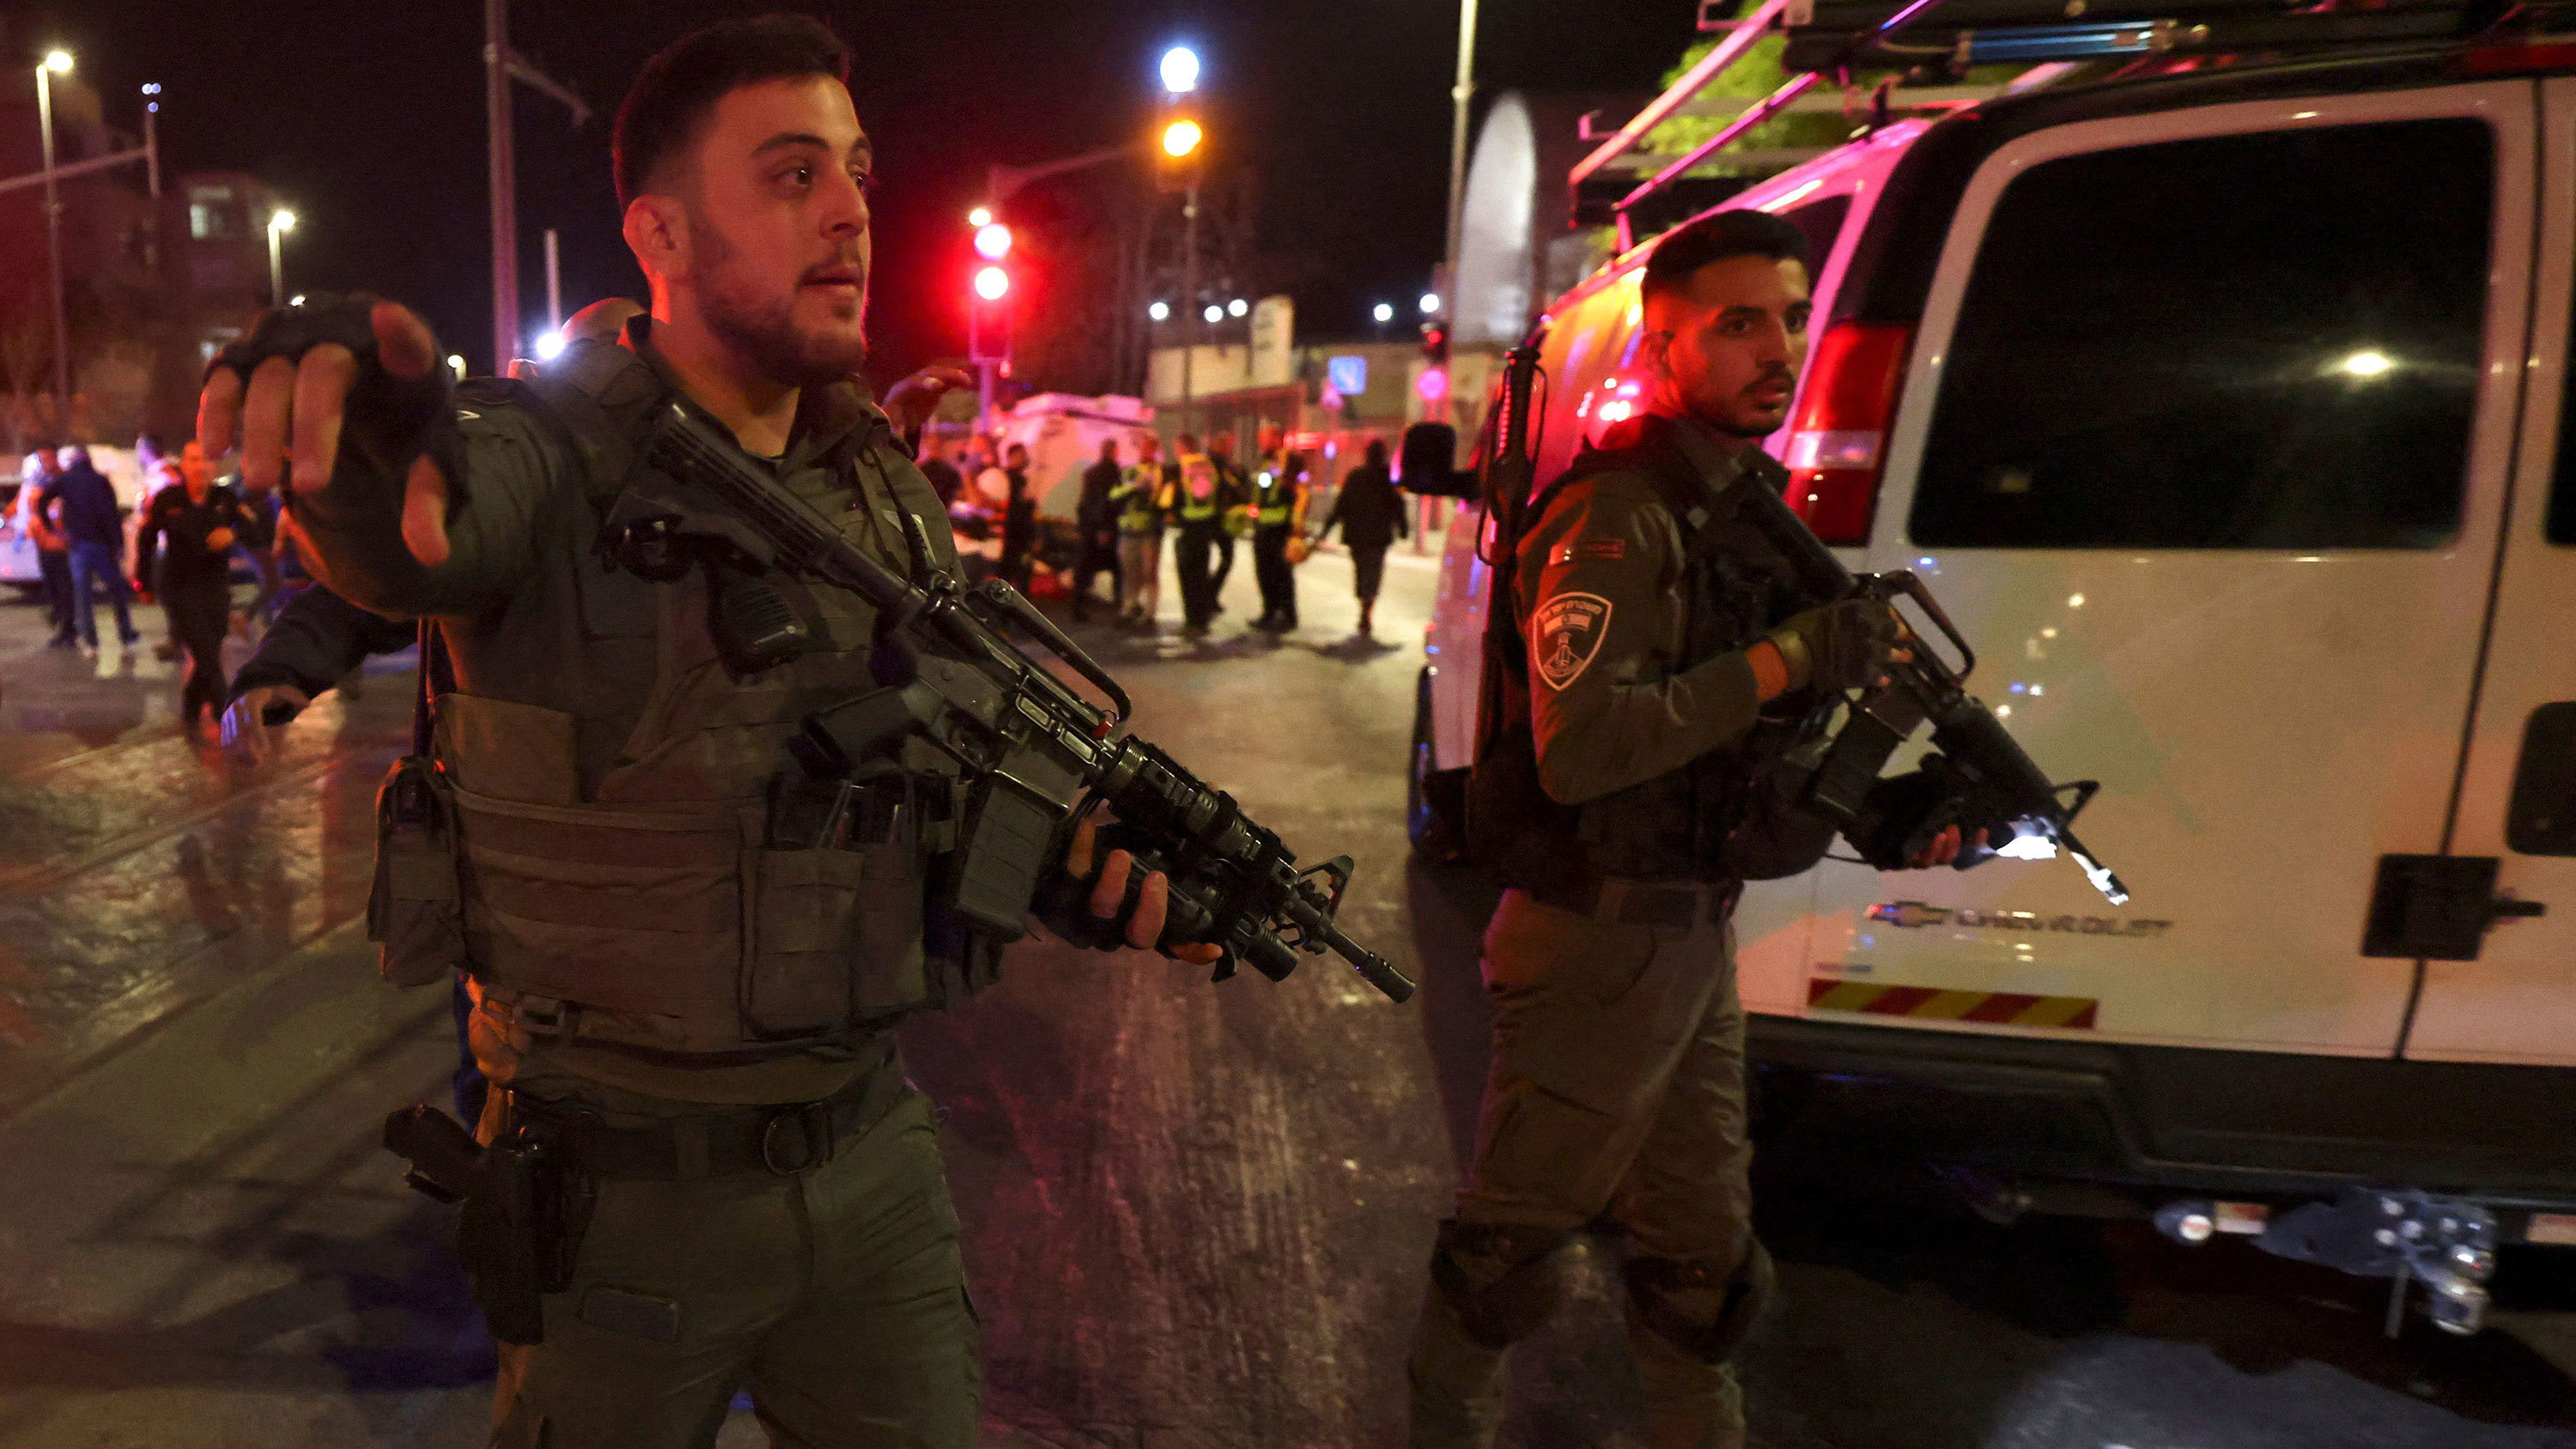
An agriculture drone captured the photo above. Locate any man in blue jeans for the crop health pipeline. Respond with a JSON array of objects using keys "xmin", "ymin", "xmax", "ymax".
[{"xmin": 38, "ymin": 446, "xmax": 141, "ymax": 654}]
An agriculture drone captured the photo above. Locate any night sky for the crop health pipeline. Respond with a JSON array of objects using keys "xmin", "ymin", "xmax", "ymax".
[{"xmin": 13, "ymin": 0, "xmax": 1695, "ymax": 387}]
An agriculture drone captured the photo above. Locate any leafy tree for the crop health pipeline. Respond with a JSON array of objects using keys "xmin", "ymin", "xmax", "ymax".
[{"xmin": 1642, "ymin": 35, "xmax": 1853, "ymax": 173}]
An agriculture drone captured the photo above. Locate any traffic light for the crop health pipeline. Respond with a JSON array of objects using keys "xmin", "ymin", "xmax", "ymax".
[
  {"xmin": 968, "ymin": 220, "xmax": 1012, "ymax": 365},
  {"xmin": 1154, "ymin": 104, "xmax": 1204, "ymax": 192},
  {"xmin": 1416, "ymin": 322, "xmax": 1450, "ymax": 410}
]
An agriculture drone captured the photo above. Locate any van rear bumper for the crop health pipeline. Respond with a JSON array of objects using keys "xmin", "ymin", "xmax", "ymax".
[{"xmin": 1747, "ymin": 1015, "xmax": 2576, "ymax": 1213}]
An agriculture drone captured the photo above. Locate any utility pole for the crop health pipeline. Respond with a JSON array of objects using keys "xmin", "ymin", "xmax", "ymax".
[
  {"xmin": 1442, "ymin": 0, "xmax": 1481, "ymax": 330},
  {"xmin": 36, "ymin": 55, "xmax": 71, "ymax": 437},
  {"xmin": 142, "ymin": 88, "xmax": 161, "ymax": 197},
  {"xmin": 1179, "ymin": 184, "xmax": 1200, "ymax": 433},
  {"xmin": 485, "ymin": 0, "xmax": 519, "ymax": 374},
  {"xmin": 544, "ymin": 227, "xmax": 562, "ymax": 331}
]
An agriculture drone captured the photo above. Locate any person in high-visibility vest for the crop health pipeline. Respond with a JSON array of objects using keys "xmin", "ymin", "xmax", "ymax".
[
  {"xmin": 1206, "ymin": 429, "xmax": 1251, "ymax": 609},
  {"xmin": 1170, "ymin": 437, "xmax": 1227, "ymax": 634},
  {"xmin": 1249, "ymin": 421, "xmax": 1310, "ymax": 631},
  {"xmin": 1110, "ymin": 433, "xmax": 1170, "ymax": 628}
]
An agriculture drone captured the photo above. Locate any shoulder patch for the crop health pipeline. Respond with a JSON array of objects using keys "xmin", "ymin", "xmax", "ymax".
[{"xmin": 1530, "ymin": 591, "xmax": 1613, "ymax": 691}]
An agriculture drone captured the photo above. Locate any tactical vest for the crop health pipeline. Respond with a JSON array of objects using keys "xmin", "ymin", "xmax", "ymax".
[
  {"xmin": 1467, "ymin": 419, "xmax": 1826, "ymax": 890},
  {"xmin": 421, "ymin": 333, "xmax": 975, "ymax": 1064},
  {"xmin": 1176, "ymin": 458, "xmax": 1222, "ymax": 525},
  {"xmin": 1115, "ymin": 464, "xmax": 1166, "ymax": 535},
  {"xmin": 1251, "ymin": 457, "xmax": 1297, "ymax": 526}
]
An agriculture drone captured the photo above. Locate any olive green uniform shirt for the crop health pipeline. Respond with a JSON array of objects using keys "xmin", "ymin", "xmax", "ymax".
[{"xmin": 1513, "ymin": 415, "xmax": 1781, "ymax": 809}]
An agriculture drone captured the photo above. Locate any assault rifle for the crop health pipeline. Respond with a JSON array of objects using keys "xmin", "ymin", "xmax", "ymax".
[
  {"xmin": 636, "ymin": 398, "xmax": 1415, "ymax": 1003},
  {"xmin": 1478, "ymin": 347, "xmax": 2127, "ymax": 906},
  {"xmin": 1741, "ymin": 482, "xmax": 2128, "ymax": 904}
]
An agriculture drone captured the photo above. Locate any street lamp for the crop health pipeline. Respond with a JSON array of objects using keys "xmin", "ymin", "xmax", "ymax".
[
  {"xmin": 1419, "ymin": 292, "xmax": 1441, "ymax": 315},
  {"xmin": 1202, "ymin": 304, "xmax": 1223, "ymax": 324},
  {"xmin": 36, "ymin": 48, "xmax": 75, "ymax": 436},
  {"xmin": 267, "ymin": 209, "xmax": 297, "ymax": 308},
  {"xmin": 1148, "ymin": 300, "xmax": 1170, "ymax": 322},
  {"xmin": 1226, "ymin": 297, "xmax": 1248, "ymax": 318},
  {"xmin": 1158, "ymin": 47, "xmax": 1210, "ymax": 424},
  {"xmin": 1373, "ymin": 302, "xmax": 1395, "ymax": 325}
]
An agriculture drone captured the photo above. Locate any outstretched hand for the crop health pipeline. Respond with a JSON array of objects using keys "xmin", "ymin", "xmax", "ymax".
[
  {"xmin": 882, "ymin": 365, "xmax": 975, "ymax": 438},
  {"xmin": 219, "ymin": 683, "xmax": 311, "ymax": 761},
  {"xmin": 1063, "ymin": 809, "xmax": 1227, "ymax": 964},
  {"xmin": 196, "ymin": 299, "xmax": 457, "ymax": 567}
]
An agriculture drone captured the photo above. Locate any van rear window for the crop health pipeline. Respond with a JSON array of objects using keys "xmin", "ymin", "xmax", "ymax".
[{"xmin": 1911, "ymin": 119, "xmax": 2492, "ymax": 550}]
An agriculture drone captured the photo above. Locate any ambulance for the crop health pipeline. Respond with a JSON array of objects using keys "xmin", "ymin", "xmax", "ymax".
[{"xmin": 1410, "ymin": 0, "xmax": 2576, "ymax": 1327}]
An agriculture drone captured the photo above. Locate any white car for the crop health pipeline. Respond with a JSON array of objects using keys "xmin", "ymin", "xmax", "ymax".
[{"xmin": 1414, "ymin": 13, "xmax": 2576, "ymax": 1325}]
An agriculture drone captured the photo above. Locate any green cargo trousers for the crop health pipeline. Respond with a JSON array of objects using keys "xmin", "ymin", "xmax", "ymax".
[
  {"xmin": 1409, "ymin": 885, "xmax": 1754, "ymax": 1449},
  {"xmin": 482, "ymin": 1083, "xmax": 979, "ymax": 1449}
]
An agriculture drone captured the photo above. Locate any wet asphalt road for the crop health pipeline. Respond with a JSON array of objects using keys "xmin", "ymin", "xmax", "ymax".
[{"xmin": 0, "ymin": 545, "xmax": 2568, "ymax": 1449}]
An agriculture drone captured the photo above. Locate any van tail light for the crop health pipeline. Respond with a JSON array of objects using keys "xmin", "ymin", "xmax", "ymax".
[{"xmin": 1782, "ymin": 322, "xmax": 1915, "ymax": 545}]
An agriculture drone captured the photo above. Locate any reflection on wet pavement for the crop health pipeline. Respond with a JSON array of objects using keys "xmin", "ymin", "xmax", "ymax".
[{"xmin": 0, "ymin": 611, "xmax": 409, "ymax": 1113}]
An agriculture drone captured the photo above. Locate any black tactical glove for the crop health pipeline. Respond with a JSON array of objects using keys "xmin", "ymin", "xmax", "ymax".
[
  {"xmin": 1767, "ymin": 597, "xmax": 1903, "ymax": 695},
  {"xmin": 1031, "ymin": 815, "xmax": 1230, "ymax": 966},
  {"xmin": 206, "ymin": 293, "xmax": 462, "ymax": 490},
  {"xmin": 1843, "ymin": 755, "xmax": 2007, "ymax": 871}
]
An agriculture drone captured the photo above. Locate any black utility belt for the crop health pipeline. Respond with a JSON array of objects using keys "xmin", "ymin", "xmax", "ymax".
[
  {"xmin": 503, "ymin": 1045, "xmax": 908, "ymax": 1180},
  {"xmin": 1523, "ymin": 872, "xmax": 1742, "ymax": 931}
]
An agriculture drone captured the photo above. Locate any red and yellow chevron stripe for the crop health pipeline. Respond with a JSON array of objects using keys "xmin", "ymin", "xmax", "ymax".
[{"xmin": 1807, "ymin": 977, "xmax": 2099, "ymax": 1029}]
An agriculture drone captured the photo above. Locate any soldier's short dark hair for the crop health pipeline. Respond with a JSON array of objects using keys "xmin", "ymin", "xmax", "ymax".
[
  {"xmin": 614, "ymin": 15, "xmax": 852, "ymax": 208},
  {"xmin": 1640, "ymin": 209, "xmax": 1810, "ymax": 306}
]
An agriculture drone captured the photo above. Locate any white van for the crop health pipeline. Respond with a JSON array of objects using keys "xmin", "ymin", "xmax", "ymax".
[{"xmin": 1413, "ymin": 22, "xmax": 2576, "ymax": 1319}]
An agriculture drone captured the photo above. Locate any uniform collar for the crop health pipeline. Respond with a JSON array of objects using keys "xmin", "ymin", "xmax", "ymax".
[
  {"xmin": 1658, "ymin": 412, "xmax": 1789, "ymax": 494},
  {"xmin": 620, "ymin": 313, "xmax": 890, "ymax": 471}
]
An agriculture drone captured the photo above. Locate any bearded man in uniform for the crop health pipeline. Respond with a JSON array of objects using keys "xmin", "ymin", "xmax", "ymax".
[
  {"xmin": 1408, "ymin": 209, "xmax": 1980, "ymax": 1449},
  {"xmin": 198, "ymin": 18, "xmax": 1219, "ymax": 1446}
]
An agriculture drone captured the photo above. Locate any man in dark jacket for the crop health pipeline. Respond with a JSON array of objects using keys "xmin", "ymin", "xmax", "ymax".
[
  {"xmin": 136, "ymin": 456, "xmax": 268, "ymax": 730},
  {"xmin": 918, "ymin": 440, "xmax": 965, "ymax": 507},
  {"xmin": 38, "ymin": 446, "xmax": 140, "ymax": 654},
  {"xmin": 997, "ymin": 440, "xmax": 1039, "ymax": 592},
  {"xmin": 1072, "ymin": 437, "xmax": 1123, "ymax": 622},
  {"xmin": 1318, "ymin": 439, "xmax": 1409, "ymax": 637}
]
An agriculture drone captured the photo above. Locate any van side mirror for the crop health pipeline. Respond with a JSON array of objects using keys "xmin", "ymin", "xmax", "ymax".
[{"xmin": 1399, "ymin": 421, "xmax": 1475, "ymax": 500}]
